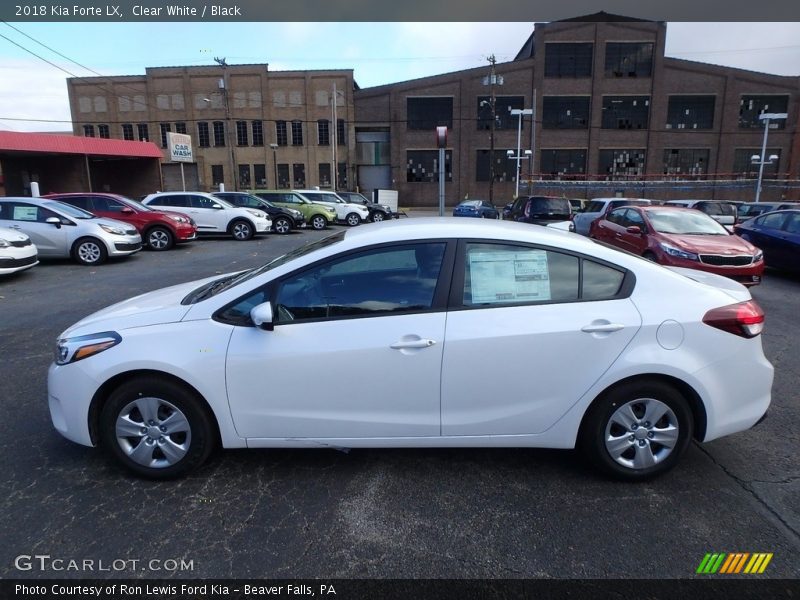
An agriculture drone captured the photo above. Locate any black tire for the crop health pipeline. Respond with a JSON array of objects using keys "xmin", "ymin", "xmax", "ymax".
[
  {"xmin": 145, "ymin": 226, "xmax": 174, "ymax": 251},
  {"xmin": 100, "ymin": 376, "xmax": 216, "ymax": 479},
  {"xmin": 273, "ymin": 216, "xmax": 292, "ymax": 235},
  {"xmin": 579, "ymin": 380, "xmax": 693, "ymax": 481},
  {"xmin": 72, "ymin": 237, "xmax": 108, "ymax": 266},
  {"xmin": 371, "ymin": 211, "xmax": 385, "ymax": 223},
  {"xmin": 229, "ymin": 219, "xmax": 254, "ymax": 241},
  {"xmin": 310, "ymin": 215, "xmax": 327, "ymax": 230},
  {"xmin": 345, "ymin": 212, "xmax": 361, "ymax": 227},
  {"xmin": 643, "ymin": 251, "xmax": 658, "ymax": 262}
]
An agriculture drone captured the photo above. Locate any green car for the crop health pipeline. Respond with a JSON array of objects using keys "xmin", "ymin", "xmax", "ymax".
[{"xmin": 250, "ymin": 190, "xmax": 337, "ymax": 231}]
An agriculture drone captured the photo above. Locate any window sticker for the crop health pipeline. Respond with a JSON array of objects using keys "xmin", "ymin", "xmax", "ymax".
[
  {"xmin": 468, "ymin": 250, "xmax": 551, "ymax": 304},
  {"xmin": 13, "ymin": 206, "xmax": 38, "ymax": 221}
]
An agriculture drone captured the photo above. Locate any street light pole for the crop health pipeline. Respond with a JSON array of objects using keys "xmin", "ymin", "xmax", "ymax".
[
  {"xmin": 482, "ymin": 55, "xmax": 502, "ymax": 204},
  {"xmin": 270, "ymin": 143, "xmax": 279, "ymax": 189},
  {"xmin": 510, "ymin": 108, "xmax": 532, "ymax": 197},
  {"xmin": 752, "ymin": 112, "xmax": 787, "ymax": 203}
]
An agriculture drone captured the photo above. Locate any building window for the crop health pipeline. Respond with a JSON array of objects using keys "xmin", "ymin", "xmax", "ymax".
[
  {"xmin": 540, "ymin": 149, "xmax": 587, "ymax": 178},
  {"xmin": 663, "ymin": 149, "xmax": 710, "ymax": 179},
  {"xmin": 253, "ymin": 164, "xmax": 267, "ymax": 187},
  {"xmin": 83, "ymin": 125, "xmax": 95, "ymax": 137},
  {"xmin": 276, "ymin": 121, "xmax": 288, "ymax": 146},
  {"xmin": 318, "ymin": 120, "xmax": 330, "ymax": 146},
  {"xmin": 477, "ymin": 96, "xmax": 524, "ymax": 130},
  {"xmin": 292, "ymin": 163, "xmax": 306, "ymax": 187},
  {"xmin": 137, "ymin": 123, "xmax": 149, "ymax": 142},
  {"xmin": 291, "ymin": 121, "xmax": 303, "ymax": 146},
  {"xmin": 98, "ymin": 124, "xmax": 110, "ymax": 139},
  {"xmin": 666, "ymin": 96, "xmax": 716, "ymax": 129},
  {"xmin": 338, "ymin": 162, "xmax": 347, "ymax": 188},
  {"xmin": 732, "ymin": 148, "xmax": 781, "ymax": 178},
  {"xmin": 236, "ymin": 121, "xmax": 248, "ymax": 146},
  {"xmin": 544, "ymin": 43, "xmax": 593, "ymax": 78},
  {"xmin": 476, "ymin": 149, "xmax": 517, "ymax": 182},
  {"xmin": 238, "ymin": 164, "xmax": 251, "ymax": 188},
  {"xmin": 598, "ymin": 149, "xmax": 647, "ymax": 180},
  {"xmin": 277, "ymin": 164, "xmax": 290, "ymax": 188},
  {"xmin": 198, "ymin": 122, "xmax": 210, "ymax": 147},
  {"xmin": 213, "ymin": 121, "xmax": 225, "ymax": 147},
  {"xmin": 601, "ymin": 96, "xmax": 650, "ymax": 129},
  {"xmin": 407, "ymin": 97, "xmax": 453, "ymax": 130},
  {"xmin": 739, "ymin": 95, "xmax": 789, "ymax": 129},
  {"xmin": 542, "ymin": 97, "xmax": 590, "ymax": 129},
  {"xmin": 337, "ymin": 119, "xmax": 347, "ymax": 146},
  {"xmin": 319, "ymin": 163, "xmax": 332, "ymax": 187},
  {"xmin": 122, "ymin": 123, "xmax": 134, "ymax": 141},
  {"xmin": 175, "ymin": 122, "xmax": 187, "ymax": 134},
  {"xmin": 160, "ymin": 123, "xmax": 171, "ymax": 148},
  {"xmin": 605, "ymin": 42, "xmax": 653, "ymax": 78},
  {"xmin": 211, "ymin": 165, "xmax": 224, "ymax": 186},
  {"xmin": 252, "ymin": 120, "xmax": 263, "ymax": 146},
  {"xmin": 407, "ymin": 150, "xmax": 453, "ymax": 183}
]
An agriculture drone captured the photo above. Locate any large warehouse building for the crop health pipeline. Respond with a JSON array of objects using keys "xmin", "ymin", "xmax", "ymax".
[{"xmin": 66, "ymin": 14, "xmax": 800, "ymax": 206}]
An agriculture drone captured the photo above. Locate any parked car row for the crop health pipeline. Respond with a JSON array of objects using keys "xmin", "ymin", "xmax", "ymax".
[{"xmin": 0, "ymin": 189, "xmax": 394, "ymax": 274}]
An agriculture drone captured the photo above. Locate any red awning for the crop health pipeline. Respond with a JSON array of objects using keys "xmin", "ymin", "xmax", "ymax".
[{"xmin": 0, "ymin": 131, "xmax": 163, "ymax": 158}]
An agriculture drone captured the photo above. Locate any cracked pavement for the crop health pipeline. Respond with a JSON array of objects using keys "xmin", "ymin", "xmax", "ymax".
[{"xmin": 0, "ymin": 227, "xmax": 798, "ymax": 579}]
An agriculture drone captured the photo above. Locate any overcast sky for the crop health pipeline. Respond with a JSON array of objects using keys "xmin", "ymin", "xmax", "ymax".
[{"xmin": 0, "ymin": 21, "xmax": 799, "ymax": 132}]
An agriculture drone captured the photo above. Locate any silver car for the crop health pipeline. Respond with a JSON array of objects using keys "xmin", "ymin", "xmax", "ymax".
[{"xmin": 0, "ymin": 197, "xmax": 142, "ymax": 266}]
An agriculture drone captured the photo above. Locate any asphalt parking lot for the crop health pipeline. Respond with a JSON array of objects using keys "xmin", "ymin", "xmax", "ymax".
[{"xmin": 1, "ymin": 223, "xmax": 798, "ymax": 579}]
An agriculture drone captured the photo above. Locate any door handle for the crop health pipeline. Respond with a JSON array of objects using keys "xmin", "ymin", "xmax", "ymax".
[
  {"xmin": 9, "ymin": 224, "xmax": 20, "ymax": 229},
  {"xmin": 581, "ymin": 323, "xmax": 625, "ymax": 333},
  {"xmin": 390, "ymin": 339, "xmax": 436, "ymax": 350}
]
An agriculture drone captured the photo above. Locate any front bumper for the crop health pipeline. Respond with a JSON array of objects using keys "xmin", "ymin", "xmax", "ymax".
[
  {"xmin": 255, "ymin": 218, "xmax": 271, "ymax": 233},
  {"xmin": 48, "ymin": 362, "xmax": 98, "ymax": 446},
  {"xmin": 660, "ymin": 255, "xmax": 764, "ymax": 286},
  {"xmin": 107, "ymin": 234, "xmax": 143, "ymax": 256},
  {"xmin": 0, "ymin": 245, "xmax": 38, "ymax": 274},
  {"xmin": 175, "ymin": 223, "xmax": 198, "ymax": 242}
]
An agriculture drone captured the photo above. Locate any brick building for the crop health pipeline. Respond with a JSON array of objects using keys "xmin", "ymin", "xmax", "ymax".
[{"xmin": 67, "ymin": 65, "xmax": 356, "ymax": 194}]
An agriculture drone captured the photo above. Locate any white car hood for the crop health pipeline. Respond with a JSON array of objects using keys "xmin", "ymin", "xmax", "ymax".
[{"xmin": 59, "ymin": 274, "xmax": 225, "ymax": 338}]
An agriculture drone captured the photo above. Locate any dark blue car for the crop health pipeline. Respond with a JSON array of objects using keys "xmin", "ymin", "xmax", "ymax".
[
  {"xmin": 735, "ymin": 209, "xmax": 800, "ymax": 273},
  {"xmin": 453, "ymin": 199, "xmax": 498, "ymax": 219}
]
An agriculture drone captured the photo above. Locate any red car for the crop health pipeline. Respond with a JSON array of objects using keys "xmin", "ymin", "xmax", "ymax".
[
  {"xmin": 44, "ymin": 193, "xmax": 197, "ymax": 251},
  {"xmin": 590, "ymin": 205, "xmax": 764, "ymax": 286}
]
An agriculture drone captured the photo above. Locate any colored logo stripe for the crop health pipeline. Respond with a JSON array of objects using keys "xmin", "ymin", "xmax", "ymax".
[{"xmin": 697, "ymin": 553, "xmax": 773, "ymax": 574}]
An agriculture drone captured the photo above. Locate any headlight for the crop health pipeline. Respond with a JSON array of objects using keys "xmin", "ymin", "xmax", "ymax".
[
  {"xmin": 55, "ymin": 331, "xmax": 121, "ymax": 365},
  {"xmin": 167, "ymin": 215, "xmax": 187, "ymax": 223},
  {"xmin": 246, "ymin": 209, "xmax": 265, "ymax": 218},
  {"xmin": 0, "ymin": 238, "xmax": 9, "ymax": 248},
  {"xmin": 99, "ymin": 224, "xmax": 125, "ymax": 235},
  {"xmin": 753, "ymin": 249, "xmax": 763, "ymax": 262},
  {"xmin": 658, "ymin": 242, "xmax": 698, "ymax": 261}
]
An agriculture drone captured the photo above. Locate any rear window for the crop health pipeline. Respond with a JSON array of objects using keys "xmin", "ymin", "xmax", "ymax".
[
  {"xmin": 585, "ymin": 201, "xmax": 607, "ymax": 213},
  {"xmin": 697, "ymin": 202, "xmax": 736, "ymax": 216},
  {"xmin": 526, "ymin": 197, "xmax": 571, "ymax": 215}
]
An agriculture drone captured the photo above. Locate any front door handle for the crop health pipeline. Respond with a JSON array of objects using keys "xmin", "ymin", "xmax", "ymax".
[
  {"xmin": 390, "ymin": 339, "xmax": 436, "ymax": 350},
  {"xmin": 9, "ymin": 224, "xmax": 20, "ymax": 229},
  {"xmin": 581, "ymin": 323, "xmax": 625, "ymax": 333}
]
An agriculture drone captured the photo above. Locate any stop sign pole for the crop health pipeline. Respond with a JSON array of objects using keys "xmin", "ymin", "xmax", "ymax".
[{"xmin": 436, "ymin": 126, "xmax": 447, "ymax": 216}]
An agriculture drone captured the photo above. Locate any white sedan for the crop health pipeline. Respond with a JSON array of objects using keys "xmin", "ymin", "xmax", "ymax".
[
  {"xmin": 48, "ymin": 219, "xmax": 773, "ymax": 480},
  {"xmin": 0, "ymin": 226, "xmax": 38, "ymax": 275}
]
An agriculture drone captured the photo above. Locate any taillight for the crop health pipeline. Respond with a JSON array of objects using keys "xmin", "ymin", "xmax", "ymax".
[{"xmin": 702, "ymin": 300, "xmax": 765, "ymax": 338}]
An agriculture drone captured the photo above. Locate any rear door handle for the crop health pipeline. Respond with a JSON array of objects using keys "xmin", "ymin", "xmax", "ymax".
[
  {"xmin": 9, "ymin": 224, "xmax": 21, "ymax": 229},
  {"xmin": 390, "ymin": 339, "xmax": 436, "ymax": 349},
  {"xmin": 581, "ymin": 323, "xmax": 625, "ymax": 333}
]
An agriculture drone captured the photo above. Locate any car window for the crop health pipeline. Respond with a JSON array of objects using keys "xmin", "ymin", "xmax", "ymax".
[
  {"xmin": 60, "ymin": 196, "xmax": 91, "ymax": 211},
  {"xmin": 585, "ymin": 201, "xmax": 607, "ymax": 213},
  {"xmin": 624, "ymin": 209, "xmax": 646, "ymax": 230},
  {"xmin": 606, "ymin": 208, "xmax": 626, "ymax": 225},
  {"xmin": 273, "ymin": 242, "xmax": 447, "ymax": 323},
  {"xmin": 95, "ymin": 197, "xmax": 124, "ymax": 212},
  {"xmin": 191, "ymin": 195, "xmax": 219, "ymax": 209},
  {"xmin": 582, "ymin": 260, "xmax": 626, "ymax": 300},
  {"xmin": 757, "ymin": 212, "xmax": 787, "ymax": 230},
  {"xmin": 461, "ymin": 243, "xmax": 579, "ymax": 306},
  {"xmin": 7, "ymin": 202, "xmax": 43, "ymax": 222},
  {"xmin": 153, "ymin": 195, "xmax": 182, "ymax": 207},
  {"xmin": 782, "ymin": 213, "xmax": 800, "ymax": 234},
  {"xmin": 526, "ymin": 197, "xmax": 570, "ymax": 216}
]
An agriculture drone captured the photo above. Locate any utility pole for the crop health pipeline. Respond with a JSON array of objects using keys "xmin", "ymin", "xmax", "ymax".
[
  {"xmin": 215, "ymin": 56, "xmax": 237, "ymax": 190},
  {"xmin": 488, "ymin": 55, "xmax": 497, "ymax": 204},
  {"xmin": 332, "ymin": 82, "xmax": 338, "ymax": 191}
]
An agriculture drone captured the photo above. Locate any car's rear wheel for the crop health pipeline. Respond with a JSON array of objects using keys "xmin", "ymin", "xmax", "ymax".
[
  {"xmin": 100, "ymin": 376, "xmax": 216, "ymax": 479},
  {"xmin": 146, "ymin": 226, "xmax": 174, "ymax": 251},
  {"xmin": 371, "ymin": 211, "xmax": 385, "ymax": 223},
  {"xmin": 72, "ymin": 237, "xmax": 108, "ymax": 266},
  {"xmin": 346, "ymin": 212, "xmax": 361, "ymax": 227},
  {"xmin": 229, "ymin": 219, "xmax": 254, "ymax": 241},
  {"xmin": 311, "ymin": 215, "xmax": 327, "ymax": 230},
  {"xmin": 579, "ymin": 380, "xmax": 693, "ymax": 481},
  {"xmin": 273, "ymin": 217, "xmax": 292, "ymax": 234}
]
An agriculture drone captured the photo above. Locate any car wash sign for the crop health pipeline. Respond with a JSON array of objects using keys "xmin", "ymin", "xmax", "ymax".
[{"xmin": 167, "ymin": 132, "xmax": 193, "ymax": 163}]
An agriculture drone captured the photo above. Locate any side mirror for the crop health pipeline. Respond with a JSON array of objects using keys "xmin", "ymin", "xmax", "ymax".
[
  {"xmin": 211, "ymin": 204, "xmax": 224, "ymax": 210},
  {"xmin": 120, "ymin": 207, "xmax": 134, "ymax": 214},
  {"xmin": 626, "ymin": 225, "xmax": 643, "ymax": 235},
  {"xmin": 45, "ymin": 217, "xmax": 62, "ymax": 229},
  {"xmin": 250, "ymin": 302, "xmax": 274, "ymax": 331}
]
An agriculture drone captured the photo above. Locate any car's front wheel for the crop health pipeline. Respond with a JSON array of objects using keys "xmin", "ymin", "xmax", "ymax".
[
  {"xmin": 273, "ymin": 217, "xmax": 292, "ymax": 234},
  {"xmin": 100, "ymin": 376, "xmax": 216, "ymax": 479},
  {"xmin": 72, "ymin": 237, "xmax": 108, "ymax": 266},
  {"xmin": 579, "ymin": 380, "xmax": 693, "ymax": 481},
  {"xmin": 310, "ymin": 215, "xmax": 327, "ymax": 230},
  {"xmin": 145, "ymin": 226, "xmax": 174, "ymax": 251},
  {"xmin": 229, "ymin": 219, "xmax": 254, "ymax": 241},
  {"xmin": 371, "ymin": 211, "xmax": 385, "ymax": 223},
  {"xmin": 346, "ymin": 212, "xmax": 361, "ymax": 227}
]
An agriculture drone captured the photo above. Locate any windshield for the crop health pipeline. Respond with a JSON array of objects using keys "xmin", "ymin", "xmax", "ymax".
[
  {"xmin": 183, "ymin": 230, "xmax": 346, "ymax": 304},
  {"xmin": 122, "ymin": 197, "xmax": 153, "ymax": 212},
  {"xmin": 44, "ymin": 200, "xmax": 95, "ymax": 219},
  {"xmin": 302, "ymin": 192, "xmax": 344, "ymax": 204},
  {"xmin": 700, "ymin": 202, "xmax": 736, "ymax": 216},
  {"xmin": 648, "ymin": 210, "xmax": 729, "ymax": 235}
]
